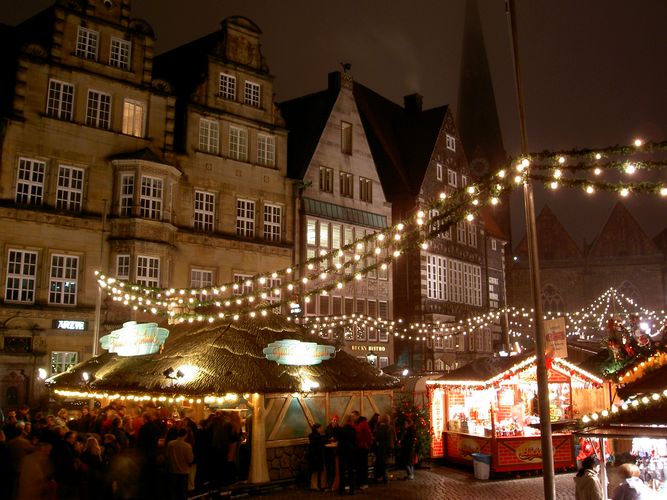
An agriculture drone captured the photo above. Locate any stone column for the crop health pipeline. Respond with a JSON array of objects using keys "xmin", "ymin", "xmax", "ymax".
[{"xmin": 248, "ymin": 392, "xmax": 269, "ymax": 484}]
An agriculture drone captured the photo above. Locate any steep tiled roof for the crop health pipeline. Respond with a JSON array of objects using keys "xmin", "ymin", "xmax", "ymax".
[
  {"xmin": 589, "ymin": 202, "xmax": 659, "ymax": 258},
  {"xmin": 514, "ymin": 205, "xmax": 582, "ymax": 260},
  {"xmin": 279, "ymin": 89, "xmax": 338, "ymax": 180}
]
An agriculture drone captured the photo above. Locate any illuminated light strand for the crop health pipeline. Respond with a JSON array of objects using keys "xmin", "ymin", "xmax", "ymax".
[{"xmin": 580, "ymin": 389, "xmax": 667, "ymax": 425}]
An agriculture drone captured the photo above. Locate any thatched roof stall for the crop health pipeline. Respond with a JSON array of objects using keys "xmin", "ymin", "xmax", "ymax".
[{"xmin": 47, "ymin": 313, "xmax": 400, "ymax": 483}]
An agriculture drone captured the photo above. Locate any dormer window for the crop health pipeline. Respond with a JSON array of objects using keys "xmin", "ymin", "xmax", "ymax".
[
  {"xmin": 446, "ymin": 133, "xmax": 456, "ymax": 151},
  {"xmin": 244, "ymin": 81, "xmax": 260, "ymax": 107},
  {"xmin": 219, "ymin": 73, "xmax": 236, "ymax": 100},
  {"xmin": 447, "ymin": 168, "xmax": 457, "ymax": 187},
  {"xmin": 76, "ymin": 27, "xmax": 99, "ymax": 60}
]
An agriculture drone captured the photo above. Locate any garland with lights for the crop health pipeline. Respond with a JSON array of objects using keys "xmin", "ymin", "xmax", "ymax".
[{"xmin": 580, "ymin": 389, "xmax": 667, "ymax": 427}]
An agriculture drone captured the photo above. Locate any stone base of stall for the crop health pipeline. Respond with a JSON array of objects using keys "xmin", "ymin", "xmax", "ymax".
[
  {"xmin": 266, "ymin": 444, "xmax": 308, "ymax": 481},
  {"xmin": 440, "ymin": 431, "xmax": 576, "ymax": 473}
]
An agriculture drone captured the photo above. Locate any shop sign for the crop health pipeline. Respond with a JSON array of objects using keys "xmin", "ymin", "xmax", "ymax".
[
  {"xmin": 53, "ymin": 319, "xmax": 87, "ymax": 331},
  {"xmin": 100, "ymin": 321, "xmax": 169, "ymax": 356},
  {"xmin": 544, "ymin": 317, "xmax": 568, "ymax": 358},
  {"xmin": 263, "ymin": 339, "xmax": 336, "ymax": 366},
  {"xmin": 516, "ymin": 441, "xmax": 543, "ymax": 463},
  {"xmin": 458, "ymin": 437, "xmax": 481, "ymax": 458},
  {"xmin": 431, "ymin": 388, "xmax": 445, "ymax": 437},
  {"xmin": 351, "ymin": 345, "xmax": 386, "ymax": 352}
]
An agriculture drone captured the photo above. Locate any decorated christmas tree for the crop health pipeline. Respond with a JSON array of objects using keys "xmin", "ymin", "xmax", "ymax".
[{"xmin": 393, "ymin": 393, "xmax": 431, "ymax": 464}]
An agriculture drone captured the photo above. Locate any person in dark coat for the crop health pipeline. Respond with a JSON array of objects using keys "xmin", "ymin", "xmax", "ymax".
[
  {"xmin": 308, "ymin": 423, "xmax": 328, "ymax": 491},
  {"xmin": 399, "ymin": 418, "xmax": 416, "ymax": 480},
  {"xmin": 373, "ymin": 415, "xmax": 394, "ymax": 484},
  {"xmin": 337, "ymin": 415, "xmax": 358, "ymax": 496}
]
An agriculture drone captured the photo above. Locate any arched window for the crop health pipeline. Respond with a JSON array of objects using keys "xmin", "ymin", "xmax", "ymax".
[
  {"xmin": 617, "ymin": 281, "xmax": 642, "ymax": 305},
  {"xmin": 541, "ymin": 284, "xmax": 565, "ymax": 313},
  {"xmin": 434, "ymin": 359, "xmax": 445, "ymax": 371},
  {"xmin": 426, "ymin": 359, "xmax": 433, "ymax": 372}
]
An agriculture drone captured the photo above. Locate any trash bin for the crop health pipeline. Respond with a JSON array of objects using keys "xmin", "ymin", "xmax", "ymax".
[{"xmin": 471, "ymin": 453, "xmax": 491, "ymax": 480}]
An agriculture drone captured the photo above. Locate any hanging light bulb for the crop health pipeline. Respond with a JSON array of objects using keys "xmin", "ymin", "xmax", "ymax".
[{"xmin": 624, "ymin": 163, "xmax": 636, "ymax": 175}]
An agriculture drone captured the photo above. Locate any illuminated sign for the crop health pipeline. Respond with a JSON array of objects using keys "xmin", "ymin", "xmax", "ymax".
[
  {"xmin": 351, "ymin": 345, "xmax": 386, "ymax": 352},
  {"xmin": 53, "ymin": 320, "xmax": 87, "ymax": 331},
  {"xmin": 263, "ymin": 339, "xmax": 335, "ymax": 366},
  {"xmin": 544, "ymin": 317, "xmax": 568, "ymax": 358},
  {"xmin": 431, "ymin": 388, "xmax": 445, "ymax": 437},
  {"xmin": 516, "ymin": 441, "xmax": 543, "ymax": 463},
  {"xmin": 100, "ymin": 321, "xmax": 169, "ymax": 357}
]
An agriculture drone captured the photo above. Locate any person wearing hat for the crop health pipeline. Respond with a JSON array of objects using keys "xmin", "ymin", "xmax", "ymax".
[{"xmin": 575, "ymin": 454, "xmax": 603, "ymax": 500}]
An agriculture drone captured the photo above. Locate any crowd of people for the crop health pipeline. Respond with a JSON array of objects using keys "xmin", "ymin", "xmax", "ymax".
[
  {"xmin": 307, "ymin": 410, "xmax": 417, "ymax": 496},
  {"xmin": 574, "ymin": 454, "xmax": 661, "ymax": 500},
  {"xmin": 0, "ymin": 402, "xmax": 250, "ymax": 500}
]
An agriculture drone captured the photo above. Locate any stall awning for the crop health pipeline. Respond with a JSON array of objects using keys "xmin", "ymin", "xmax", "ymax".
[{"xmin": 574, "ymin": 425, "xmax": 667, "ymax": 439}]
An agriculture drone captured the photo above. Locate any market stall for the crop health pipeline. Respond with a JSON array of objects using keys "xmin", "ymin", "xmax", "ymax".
[
  {"xmin": 47, "ymin": 313, "xmax": 400, "ymax": 483},
  {"xmin": 426, "ymin": 353, "xmax": 604, "ymax": 473}
]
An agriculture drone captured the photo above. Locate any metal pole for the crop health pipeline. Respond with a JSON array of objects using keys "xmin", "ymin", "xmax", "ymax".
[
  {"xmin": 93, "ymin": 199, "xmax": 108, "ymax": 357},
  {"xmin": 505, "ymin": 1, "xmax": 555, "ymax": 498}
]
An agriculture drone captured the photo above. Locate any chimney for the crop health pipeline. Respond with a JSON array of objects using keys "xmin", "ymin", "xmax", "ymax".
[{"xmin": 404, "ymin": 93, "xmax": 423, "ymax": 113}]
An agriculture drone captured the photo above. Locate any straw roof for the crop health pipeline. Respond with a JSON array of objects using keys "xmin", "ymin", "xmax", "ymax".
[{"xmin": 47, "ymin": 313, "xmax": 400, "ymax": 396}]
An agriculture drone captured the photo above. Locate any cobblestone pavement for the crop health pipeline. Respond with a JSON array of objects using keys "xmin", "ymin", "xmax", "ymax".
[{"xmin": 249, "ymin": 464, "xmax": 577, "ymax": 500}]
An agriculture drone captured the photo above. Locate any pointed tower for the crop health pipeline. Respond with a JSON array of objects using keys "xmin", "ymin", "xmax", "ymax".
[{"xmin": 457, "ymin": 0, "xmax": 510, "ymax": 242}]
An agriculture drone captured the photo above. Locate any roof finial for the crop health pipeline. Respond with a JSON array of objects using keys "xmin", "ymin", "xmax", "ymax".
[{"xmin": 340, "ymin": 62, "xmax": 352, "ymax": 74}]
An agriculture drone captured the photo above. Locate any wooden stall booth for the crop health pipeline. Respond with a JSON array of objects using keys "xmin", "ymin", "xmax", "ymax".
[
  {"xmin": 427, "ymin": 353, "xmax": 604, "ymax": 473},
  {"xmin": 47, "ymin": 313, "xmax": 400, "ymax": 483}
]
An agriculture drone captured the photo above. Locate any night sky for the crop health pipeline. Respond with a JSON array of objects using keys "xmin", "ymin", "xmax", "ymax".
[{"xmin": 3, "ymin": 1, "xmax": 666, "ymax": 246}]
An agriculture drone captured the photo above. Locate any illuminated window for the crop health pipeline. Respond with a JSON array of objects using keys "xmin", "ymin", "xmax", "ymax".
[
  {"xmin": 56, "ymin": 165, "xmax": 84, "ymax": 212},
  {"xmin": 5, "ymin": 250, "xmax": 38, "ymax": 303},
  {"xmin": 86, "ymin": 90, "xmax": 111, "ymax": 129},
  {"xmin": 76, "ymin": 26, "xmax": 98, "ymax": 60},
  {"xmin": 236, "ymin": 199, "xmax": 255, "ymax": 237},
  {"xmin": 263, "ymin": 203, "xmax": 282, "ymax": 242},
  {"xmin": 136, "ymin": 256, "xmax": 159, "ymax": 287},
  {"xmin": 16, "ymin": 158, "xmax": 46, "ymax": 206},
  {"xmin": 257, "ymin": 134, "xmax": 275, "ymax": 166},
  {"xmin": 46, "ymin": 80, "xmax": 74, "ymax": 120},
  {"xmin": 110, "ymin": 37, "xmax": 131, "ymax": 69},
  {"xmin": 426, "ymin": 254, "xmax": 447, "ymax": 300},
  {"xmin": 122, "ymin": 99, "xmax": 145, "ymax": 137},
  {"xmin": 229, "ymin": 126, "xmax": 248, "ymax": 161},
  {"xmin": 49, "ymin": 254, "xmax": 79, "ymax": 305},
  {"xmin": 51, "ymin": 351, "xmax": 78, "ymax": 374},
  {"xmin": 139, "ymin": 176, "xmax": 162, "ymax": 220},
  {"xmin": 194, "ymin": 191, "xmax": 215, "ymax": 232},
  {"xmin": 341, "ymin": 121, "xmax": 352, "ymax": 154},
  {"xmin": 199, "ymin": 118, "xmax": 219, "ymax": 154},
  {"xmin": 244, "ymin": 81, "xmax": 261, "ymax": 107},
  {"xmin": 219, "ymin": 73, "xmax": 236, "ymax": 100}
]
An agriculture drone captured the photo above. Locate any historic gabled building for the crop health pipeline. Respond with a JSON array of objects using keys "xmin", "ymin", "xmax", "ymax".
[
  {"xmin": 280, "ymin": 72, "xmax": 394, "ymax": 368},
  {"xmin": 509, "ymin": 202, "xmax": 666, "ymax": 318},
  {"xmin": 0, "ymin": 2, "xmax": 293, "ymax": 409},
  {"xmin": 354, "ymin": 85, "xmax": 506, "ymax": 372}
]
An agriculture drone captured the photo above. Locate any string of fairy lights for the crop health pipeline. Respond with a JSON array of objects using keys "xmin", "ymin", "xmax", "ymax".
[{"xmin": 95, "ymin": 138, "xmax": 667, "ymax": 348}]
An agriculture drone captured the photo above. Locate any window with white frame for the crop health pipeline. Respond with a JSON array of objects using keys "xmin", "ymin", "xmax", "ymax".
[
  {"xmin": 378, "ymin": 301, "xmax": 388, "ymax": 320},
  {"xmin": 191, "ymin": 268, "xmax": 213, "ymax": 301},
  {"xmin": 444, "ymin": 335, "xmax": 455, "ymax": 350},
  {"xmin": 199, "ymin": 118, "xmax": 219, "ymax": 154},
  {"xmin": 236, "ymin": 199, "xmax": 255, "ymax": 237},
  {"xmin": 16, "ymin": 158, "xmax": 46, "ymax": 206},
  {"xmin": 257, "ymin": 134, "xmax": 275, "ymax": 166},
  {"xmin": 194, "ymin": 190, "xmax": 215, "ymax": 232},
  {"xmin": 426, "ymin": 254, "xmax": 447, "ymax": 300},
  {"xmin": 136, "ymin": 256, "xmax": 159, "ymax": 287},
  {"xmin": 448, "ymin": 258, "xmax": 464, "ymax": 303},
  {"xmin": 434, "ymin": 335, "xmax": 444, "ymax": 350},
  {"xmin": 491, "ymin": 238, "xmax": 497, "ymax": 251},
  {"xmin": 46, "ymin": 80, "xmax": 74, "ymax": 120},
  {"xmin": 446, "ymin": 133, "xmax": 456, "ymax": 151},
  {"xmin": 461, "ymin": 175, "xmax": 468, "ymax": 187},
  {"xmin": 86, "ymin": 90, "xmax": 111, "ymax": 129},
  {"xmin": 319, "ymin": 167, "xmax": 333, "ymax": 193},
  {"xmin": 379, "ymin": 356, "xmax": 389, "ymax": 369},
  {"xmin": 229, "ymin": 126, "xmax": 248, "ymax": 161},
  {"xmin": 462, "ymin": 262, "xmax": 482, "ymax": 306},
  {"xmin": 436, "ymin": 163, "xmax": 443, "ymax": 181},
  {"xmin": 378, "ymin": 250, "xmax": 388, "ymax": 280},
  {"xmin": 122, "ymin": 99, "xmax": 145, "ymax": 137},
  {"xmin": 116, "ymin": 254, "xmax": 130, "ymax": 280},
  {"xmin": 120, "ymin": 173, "xmax": 134, "ymax": 216},
  {"xmin": 359, "ymin": 177, "xmax": 372, "ymax": 202},
  {"xmin": 56, "ymin": 165, "xmax": 84, "ymax": 212},
  {"xmin": 467, "ymin": 221, "xmax": 477, "ymax": 247},
  {"xmin": 51, "ymin": 351, "xmax": 78, "ymax": 374},
  {"xmin": 457, "ymin": 222, "xmax": 466, "ymax": 243},
  {"xmin": 263, "ymin": 203, "xmax": 282, "ymax": 242},
  {"xmin": 139, "ymin": 176, "xmax": 162, "ymax": 220},
  {"xmin": 484, "ymin": 328, "xmax": 493, "ymax": 352},
  {"xmin": 219, "ymin": 73, "xmax": 236, "ymax": 100},
  {"xmin": 447, "ymin": 168, "xmax": 457, "ymax": 187},
  {"xmin": 306, "ymin": 218, "xmax": 317, "ymax": 246},
  {"xmin": 5, "ymin": 249, "xmax": 38, "ymax": 303},
  {"xmin": 340, "ymin": 172, "xmax": 353, "ymax": 198},
  {"xmin": 233, "ymin": 274, "xmax": 253, "ymax": 296},
  {"xmin": 244, "ymin": 81, "xmax": 261, "ymax": 107},
  {"xmin": 76, "ymin": 26, "xmax": 98, "ymax": 60},
  {"xmin": 435, "ymin": 358, "xmax": 445, "ymax": 371},
  {"xmin": 262, "ymin": 277, "xmax": 282, "ymax": 307},
  {"xmin": 49, "ymin": 254, "xmax": 79, "ymax": 305},
  {"xmin": 341, "ymin": 121, "xmax": 352, "ymax": 154},
  {"xmin": 109, "ymin": 37, "xmax": 131, "ymax": 69}
]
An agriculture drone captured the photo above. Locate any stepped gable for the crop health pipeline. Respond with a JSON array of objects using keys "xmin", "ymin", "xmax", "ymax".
[
  {"xmin": 279, "ymin": 88, "xmax": 337, "ymax": 180},
  {"xmin": 589, "ymin": 202, "xmax": 659, "ymax": 258},
  {"xmin": 514, "ymin": 205, "xmax": 582, "ymax": 261}
]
